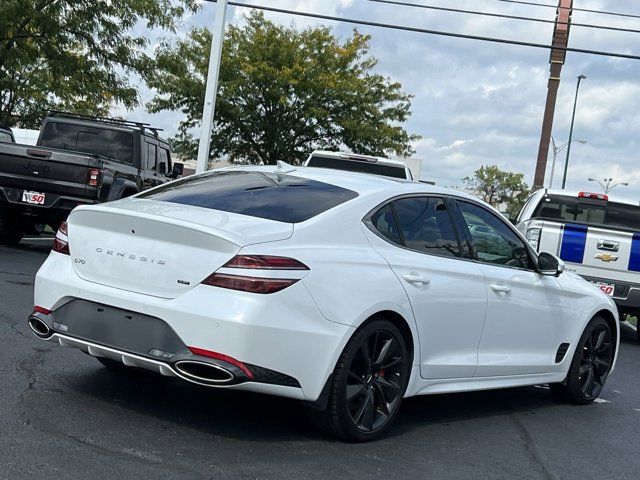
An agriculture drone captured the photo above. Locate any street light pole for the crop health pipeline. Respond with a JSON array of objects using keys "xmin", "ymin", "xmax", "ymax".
[
  {"xmin": 561, "ymin": 74, "xmax": 586, "ymax": 189},
  {"xmin": 549, "ymin": 136, "xmax": 586, "ymax": 189},
  {"xmin": 588, "ymin": 178, "xmax": 630, "ymax": 194},
  {"xmin": 195, "ymin": 0, "xmax": 228, "ymax": 174}
]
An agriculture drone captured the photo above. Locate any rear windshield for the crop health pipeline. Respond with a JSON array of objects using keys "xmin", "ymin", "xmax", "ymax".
[
  {"xmin": 533, "ymin": 194, "xmax": 640, "ymax": 231},
  {"xmin": 138, "ymin": 171, "xmax": 359, "ymax": 223},
  {"xmin": 39, "ymin": 122, "xmax": 133, "ymax": 163},
  {"xmin": 307, "ymin": 156, "xmax": 408, "ymax": 179}
]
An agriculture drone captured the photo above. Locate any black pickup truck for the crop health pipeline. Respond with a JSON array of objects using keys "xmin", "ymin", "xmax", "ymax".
[{"xmin": 0, "ymin": 112, "xmax": 183, "ymax": 245}]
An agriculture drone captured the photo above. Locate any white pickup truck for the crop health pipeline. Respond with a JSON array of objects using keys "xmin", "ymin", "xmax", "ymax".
[
  {"xmin": 303, "ymin": 150, "xmax": 421, "ymax": 180},
  {"xmin": 517, "ymin": 189, "xmax": 640, "ymax": 340}
]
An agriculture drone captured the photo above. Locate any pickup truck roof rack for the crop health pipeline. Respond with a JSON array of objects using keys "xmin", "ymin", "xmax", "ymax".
[{"xmin": 46, "ymin": 111, "xmax": 164, "ymax": 136}]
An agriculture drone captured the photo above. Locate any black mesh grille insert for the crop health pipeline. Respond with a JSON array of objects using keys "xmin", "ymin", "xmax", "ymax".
[
  {"xmin": 246, "ymin": 363, "xmax": 301, "ymax": 388},
  {"xmin": 555, "ymin": 343, "xmax": 570, "ymax": 363}
]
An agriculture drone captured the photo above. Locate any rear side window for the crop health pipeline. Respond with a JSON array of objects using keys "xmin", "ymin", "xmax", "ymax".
[
  {"xmin": 146, "ymin": 143, "xmax": 157, "ymax": 170},
  {"xmin": 40, "ymin": 122, "xmax": 133, "ymax": 163},
  {"xmin": 369, "ymin": 196, "xmax": 461, "ymax": 257},
  {"xmin": 138, "ymin": 171, "xmax": 358, "ymax": 223},
  {"xmin": 307, "ymin": 156, "xmax": 407, "ymax": 179},
  {"xmin": 393, "ymin": 197, "xmax": 460, "ymax": 257},
  {"xmin": 370, "ymin": 204, "xmax": 402, "ymax": 245},
  {"xmin": 0, "ymin": 131, "xmax": 13, "ymax": 143},
  {"xmin": 534, "ymin": 195, "xmax": 640, "ymax": 230}
]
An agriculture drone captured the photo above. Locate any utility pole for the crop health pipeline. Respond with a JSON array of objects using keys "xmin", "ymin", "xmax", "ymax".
[
  {"xmin": 195, "ymin": 0, "xmax": 228, "ymax": 174},
  {"xmin": 532, "ymin": 0, "xmax": 573, "ymax": 190}
]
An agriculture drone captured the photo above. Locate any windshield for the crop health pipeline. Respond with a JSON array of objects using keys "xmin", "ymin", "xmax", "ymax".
[
  {"xmin": 39, "ymin": 122, "xmax": 133, "ymax": 163},
  {"xmin": 306, "ymin": 155, "xmax": 408, "ymax": 179},
  {"xmin": 138, "ymin": 170, "xmax": 359, "ymax": 223},
  {"xmin": 533, "ymin": 194, "xmax": 640, "ymax": 231}
]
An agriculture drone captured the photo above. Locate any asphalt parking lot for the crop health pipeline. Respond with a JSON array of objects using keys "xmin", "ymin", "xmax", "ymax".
[{"xmin": 2, "ymin": 239, "xmax": 640, "ymax": 480}]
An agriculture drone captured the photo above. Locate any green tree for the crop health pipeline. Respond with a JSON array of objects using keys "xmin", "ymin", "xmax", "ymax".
[
  {"xmin": 463, "ymin": 165, "xmax": 529, "ymax": 217},
  {"xmin": 0, "ymin": 0, "xmax": 196, "ymax": 127},
  {"xmin": 147, "ymin": 12, "xmax": 420, "ymax": 165}
]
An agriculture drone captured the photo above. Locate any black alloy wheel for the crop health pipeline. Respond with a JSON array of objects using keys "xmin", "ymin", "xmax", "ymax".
[
  {"xmin": 346, "ymin": 329, "xmax": 405, "ymax": 432},
  {"xmin": 305, "ymin": 318, "xmax": 410, "ymax": 441},
  {"xmin": 577, "ymin": 323, "xmax": 613, "ymax": 400},
  {"xmin": 550, "ymin": 316, "xmax": 614, "ymax": 404}
]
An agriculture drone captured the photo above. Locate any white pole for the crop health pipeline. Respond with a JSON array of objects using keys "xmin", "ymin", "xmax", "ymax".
[
  {"xmin": 195, "ymin": 0, "xmax": 228, "ymax": 174},
  {"xmin": 549, "ymin": 136, "xmax": 557, "ymax": 189}
]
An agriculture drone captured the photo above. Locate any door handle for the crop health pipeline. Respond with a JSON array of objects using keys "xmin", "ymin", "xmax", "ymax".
[
  {"xmin": 402, "ymin": 273, "xmax": 430, "ymax": 285},
  {"xmin": 490, "ymin": 284, "xmax": 511, "ymax": 294}
]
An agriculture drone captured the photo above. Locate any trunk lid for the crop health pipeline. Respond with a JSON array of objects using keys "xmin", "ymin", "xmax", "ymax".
[{"xmin": 68, "ymin": 198, "xmax": 294, "ymax": 298}]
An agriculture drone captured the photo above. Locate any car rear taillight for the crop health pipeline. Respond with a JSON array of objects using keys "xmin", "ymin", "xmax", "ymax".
[
  {"xmin": 52, "ymin": 221, "xmax": 70, "ymax": 255},
  {"xmin": 87, "ymin": 168, "xmax": 101, "ymax": 187},
  {"xmin": 579, "ymin": 191, "xmax": 608, "ymax": 201},
  {"xmin": 202, "ymin": 255, "xmax": 309, "ymax": 294},
  {"xmin": 222, "ymin": 255, "xmax": 309, "ymax": 270}
]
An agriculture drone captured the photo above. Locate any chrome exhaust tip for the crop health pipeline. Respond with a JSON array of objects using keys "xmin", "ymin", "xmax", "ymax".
[
  {"xmin": 28, "ymin": 315, "xmax": 52, "ymax": 339},
  {"xmin": 174, "ymin": 360, "xmax": 235, "ymax": 385}
]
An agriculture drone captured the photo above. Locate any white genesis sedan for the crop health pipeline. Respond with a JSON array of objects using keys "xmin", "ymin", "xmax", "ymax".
[{"xmin": 29, "ymin": 164, "xmax": 619, "ymax": 441}]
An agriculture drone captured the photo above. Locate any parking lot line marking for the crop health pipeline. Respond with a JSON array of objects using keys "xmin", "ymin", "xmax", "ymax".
[{"xmin": 594, "ymin": 398, "xmax": 611, "ymax": 404}]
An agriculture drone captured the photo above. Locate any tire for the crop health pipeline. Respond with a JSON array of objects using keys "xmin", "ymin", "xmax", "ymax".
[
  {"xmin": 550, "ymin": 316, "xmax": 614, "ymax": 405},
  {"xmin": 25, "ymin": 223, "xmax": 46, "ymax": 236},
  {"xmin": 0, "ymin": 209, "xmax": 24, "ymax": 246},
  {"xmin": 305, "ymin": 318, "xmax": 410, "ymax": 442}
]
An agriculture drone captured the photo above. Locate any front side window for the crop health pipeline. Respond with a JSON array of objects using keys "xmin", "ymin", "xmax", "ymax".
[
  {"xmin": 456, "ymin": 201, "xmax": 532, "ymax": 269},
  {"xmin": 387, "ymin": 196, "xmax": 461, "ymax": 257},
  {"xmin": 158, "ymin": 147, "xmax": 170, "ymax": 173}
]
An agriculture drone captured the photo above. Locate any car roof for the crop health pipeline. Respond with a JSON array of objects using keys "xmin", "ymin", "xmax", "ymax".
[
  {"xmin": 218, "ymin": 164, "xmax": 480, "ymax": 203},
  {"xmin": 543, "ymin": 188, "xmax": 639, "ymax": 207},
  {"xmin": 307, "ymin": 150, "xmax": 408, "ymax": 168}
]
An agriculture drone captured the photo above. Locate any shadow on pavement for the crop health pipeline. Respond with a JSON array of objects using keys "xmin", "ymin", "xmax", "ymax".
[{"xmin": 63, "ymin": 359, "xmax": 565, "ymax": 443}]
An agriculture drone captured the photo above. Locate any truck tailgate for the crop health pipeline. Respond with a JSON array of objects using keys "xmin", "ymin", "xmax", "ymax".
[
  {"xmin": 539, "ymin": 220, "xmax": 640, "ymax": 283},
  {"xmin": 0, "ymin": 143, "xmax": 97, "ymax": 198}
]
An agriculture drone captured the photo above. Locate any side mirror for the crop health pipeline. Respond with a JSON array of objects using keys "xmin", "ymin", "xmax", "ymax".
[
  {"xmin": 538, "ymin": 252, "xmax": 565, "ymax": 277},
  {"xmin": 171, "ymin": 162, "xmax": 184, "ymax": 178}
]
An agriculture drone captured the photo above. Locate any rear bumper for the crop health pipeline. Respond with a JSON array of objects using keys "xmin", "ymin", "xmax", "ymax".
[
  {"xmin": 28, "ymin": 304, "xmax": 300, "ymax": 389},
  {"xmin": 0, "ymin": 186, "xmax": 96, "ymax": 219},
  {"xmin": 33, "ymin": 252, "xmax": 352, "ymax": 401},
  {"xmin": 581, "ymin": 275, "xmax": 640, "ymax": 312}
]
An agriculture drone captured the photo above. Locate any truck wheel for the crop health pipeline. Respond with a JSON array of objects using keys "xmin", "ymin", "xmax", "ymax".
[
  {"xmin": 0, "ymin": 210, "xmax": 24, "ymax": 246},
  {"xmin": 25, "ymin": 223, "xmax": 46, "ymax": 236}
]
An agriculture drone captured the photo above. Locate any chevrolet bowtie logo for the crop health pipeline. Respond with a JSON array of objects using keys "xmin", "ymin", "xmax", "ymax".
[{"xmin": 595, "ymin": 253, "xmax": 619, "ymax": 263}]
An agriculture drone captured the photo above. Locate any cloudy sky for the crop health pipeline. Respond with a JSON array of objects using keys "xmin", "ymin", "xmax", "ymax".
[{"xmin": 119, "ymin": 0, "xmax": 640, "ymax": 199}]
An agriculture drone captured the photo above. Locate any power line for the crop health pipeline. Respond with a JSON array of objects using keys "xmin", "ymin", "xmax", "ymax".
[
  {"xmin": 495, "ymin": 0, "xmax": 640, "ymax": 20},
  {"xmin": 370, "ymin": 0, "xmax": 640, "ymax": 35},
  {"xmin": 202, "ymin": 0, "xmax": 640, "ymax": 61}
]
